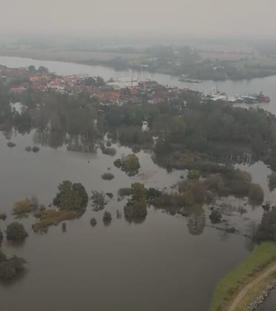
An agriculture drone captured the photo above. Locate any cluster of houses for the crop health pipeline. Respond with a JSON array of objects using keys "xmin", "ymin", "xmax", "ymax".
[{"xmin": 0, "ymin": 65, "xmax": 196, "ymax": 106}]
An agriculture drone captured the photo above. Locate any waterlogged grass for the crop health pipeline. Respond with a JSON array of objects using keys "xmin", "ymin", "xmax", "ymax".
[
  {"xmin": 32, "ymin": 209, "xmax": 80, "ymax": 233},
  {"xmin": 210, "ymin": 242, "xmax": 276, "ymax": 311}
]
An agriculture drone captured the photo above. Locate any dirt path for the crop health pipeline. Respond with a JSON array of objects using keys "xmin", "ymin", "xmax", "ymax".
[{"xmin": 228, "ymin": 263, "xmax": 276, "ymax": 311}]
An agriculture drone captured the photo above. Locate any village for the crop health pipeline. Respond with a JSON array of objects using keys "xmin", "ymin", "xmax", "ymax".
[{"xmin": 0, "ymin": 64, "xmax": 198, "ymax": 107}]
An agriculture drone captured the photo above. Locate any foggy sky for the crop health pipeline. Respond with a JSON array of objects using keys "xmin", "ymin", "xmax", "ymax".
[{"xmin": 1, "ymin": 0, "xmax": 276, "ymax": 38}]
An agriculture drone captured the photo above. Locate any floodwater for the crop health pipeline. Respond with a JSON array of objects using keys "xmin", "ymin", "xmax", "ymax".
[
  {"xmin": 0, "ymin": 130, "xmax": 266, "ymax": 311},
  {"xmin": 0, "ymin": 56, "xmax": 275, "ymax": 311},
  {"xmin": 258, "ymin": 288, "xmax": 276, "ymax": 310}
]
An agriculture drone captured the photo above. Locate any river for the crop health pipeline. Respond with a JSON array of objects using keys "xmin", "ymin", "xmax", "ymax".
[
  {"xmin": 0, "ymin": 55, "xmax": 276, "ymax": 115},
  {"xmin": 0, "ymin": 56, "xmax": 275, "ymax": 311}
]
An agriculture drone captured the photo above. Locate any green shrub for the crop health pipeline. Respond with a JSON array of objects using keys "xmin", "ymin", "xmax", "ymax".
[
  {"xmin": 6, "ymin": 222, "xmax": 28, "ymax": 241},
  {"xmin": 0, "ymin": 213, "xmax": 7, "ymax": 221},
  {"xmin": 249, "ymin": 184, "xmax": 264, "ymax": 205},
  {"xmin": 53, "ymin": 180, "xmax": 88, "ymax": 212},
  {"xmin": 103, "ymin": 211, "xmax": 112, "ymax": 225},
  {"xmin": 118, "ymin": 187, "xmax": 132, "ymax": 197},
  {"xmin": 124, "ymin": 199, "xmax": 147, "ymax": 223},
  {"xmin": 13, "ymin": 198, "xmax": 33, "ymax": 217},
  {"xmin": 115, "ymin": 154, "xmax": 140, "ymax": 176},
  {"xmin": 0, "ymin": 253, "xmax": 26, "ymax": 281},
  {"xmin": 101, "ymin": 172, "xmax": 115, "ymax": 180},
  {"xmin": 32, "ymin": 209, "xmax": 79, "ymax": 233},
  {"xmin": 268, "ymin": 172, "xmax": 276, "ymax": 191}
]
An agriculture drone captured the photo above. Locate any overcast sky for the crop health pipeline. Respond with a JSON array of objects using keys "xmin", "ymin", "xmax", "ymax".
[{"xmin": 1, "ymin": 0, "xmax": 276, "ymax": 38}]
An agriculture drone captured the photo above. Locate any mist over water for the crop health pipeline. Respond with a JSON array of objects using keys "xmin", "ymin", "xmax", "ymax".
[{"xmin": 1, "ymin": 0, "xmax": 276, "ymax": 308}]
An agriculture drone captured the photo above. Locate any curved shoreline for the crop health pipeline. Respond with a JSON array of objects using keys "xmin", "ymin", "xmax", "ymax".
[
  {"xmin": 245, "ymin": 281, "xmax": 276, "ymax": 311},
  {"xmin": 209, "ymin": 243, "xmax": 276, "ymax": 311},
  {"xmin": 1, "ymin": 51, "xmax": 276, "ymax": 83},
  {"xmin": 228, "ymin": 263, "xmax": 276, "ymax": 311}
]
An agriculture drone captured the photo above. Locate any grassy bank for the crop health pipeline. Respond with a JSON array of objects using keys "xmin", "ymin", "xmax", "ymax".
[
  {"xmin": 235, "ymin": 272, "xmax": 276, "ymax": 311},
  {"xmin": 210, "ymin": 242, "xmax": 276, "ymax": 311}
]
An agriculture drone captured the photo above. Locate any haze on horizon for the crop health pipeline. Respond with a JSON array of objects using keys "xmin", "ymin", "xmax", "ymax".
[{"xmin": 0, "ymin": 0, "xmax": 276, "ymax": 39}]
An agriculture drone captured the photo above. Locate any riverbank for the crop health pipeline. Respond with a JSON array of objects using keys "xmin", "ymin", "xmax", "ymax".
[
  {"xmin": 210, "ymin": 242, "xmax": 276, "ymax": 311},
  {"xmin": 1, "ymin": 48, "xmax": 276, "ymax": 82}
]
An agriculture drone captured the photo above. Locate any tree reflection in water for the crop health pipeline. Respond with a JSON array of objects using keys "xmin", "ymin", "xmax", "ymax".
[{"xmin": 187, "ymin": 206, "xmax": 206, "ymax": 235}]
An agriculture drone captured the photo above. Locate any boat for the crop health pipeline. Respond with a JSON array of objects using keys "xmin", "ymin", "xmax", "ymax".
[
  {"xmin": 206, "ymin": 90, "xmax": 271, "ymax": 105},
  {"xmin": 239, "ymin": 92, "xmax": 271, "ymax": 104},
  {"xmin": 256, "ymin": 92, "xmax": 271, "ymax": 103}
]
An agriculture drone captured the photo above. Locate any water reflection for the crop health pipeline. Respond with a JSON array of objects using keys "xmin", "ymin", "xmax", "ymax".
[
  {"xmin": 33, "ymin": 129, "xmax": 66, "ymax": 149},
  {"xmin": 187, "ymin": 207, "xmax": 206, "ymax": 235},
  {"xmin": 2, "ymin": 56, "xmax": 276, "ymax": 310}
]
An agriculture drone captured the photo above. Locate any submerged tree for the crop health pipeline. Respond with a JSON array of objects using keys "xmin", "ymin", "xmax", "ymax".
[
  {"xmin": 268, "ymin": 172, "xmax": 276, "ymax": 191},
  {"xmin": 103, "ymin": 211, "xmax": 112, "ymax": 225},
  {"xmin": 6, "ymin": 222, "xmax": 28, "ymax": 242},
  {"xmin": 187, "ymin": 207, "xmax": 206, "ymax": 235},
  {"xmin": 255, "ymin": 207, "xmax": 276, "ymax": 242},
  {"xmin": 248, "ymin": 184, "xmax": 264, "ymax": 205},
  {"xmin": 91, "ymin": 191, "xmax": 107, "ymax": 211},
  {"xmin": 53, "ymin": 180, "xmax": 88, "ymax": 212},
  {"xmin": 124, "ymin": 183, "xmax": 147, "ymax": 224},
  {"xmin": 0, "ymin": 250, "xmax": 26, "ymax": 281},
  {"xmin": 114, "ymin": 154, "xmax": 140, "ymax": 176}
]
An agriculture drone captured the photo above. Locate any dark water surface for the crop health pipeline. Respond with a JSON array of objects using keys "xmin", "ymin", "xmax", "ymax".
[
  {"xmin": 258, "ymin": 288, "xmax": 276, "ymax": 311},
  {"xmin": 0, "ymin": 56, "xmax": 275, "ymax": 311},
  {"xmin": 0, "ymin": 131, "xmax": 255, "ymax": 311}
]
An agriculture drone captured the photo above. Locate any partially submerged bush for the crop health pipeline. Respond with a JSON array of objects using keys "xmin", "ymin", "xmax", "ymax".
[
  {"xmin": 114, "ymin": 154, "xmax": 140, "ymax": 176},
  {"xmin": 32, "ymin": 146, "xmax": 40, "ymax": 153},
  {"xmin": 249, "ymin": 183, "xmax": 264, "ymax": 205},
  {"xmin": 124, "ymin": 183, "xmax": 148, "ymax": 223},
  {"xmin": 268, "ymin": 172, "xmax": 276, "ymax": 191},
  {"xmin": 146, "ymin": 188, "xmax": 162, "ymax": 202},
  {"xmin": 152, "ymin": 168, "xmax": 262, "ymax": 216},
  {"xmin": 101, "ymin": 172, "xmax": 114, "ymax": 180},
  {"xmin": 91, "ymin": 191, "xmax": 107, "ymax": 211},
  {"xmin": 103, "ymin": 211, "xmax": 112, "ymax": 225},
  {"xmin": 124, "ymin": 199, "xmax": 147, "ymax": 223},
  {"xmin": 255, "ymin": 207, "xmax": 276, "ymax": 242},
  {"xmin": 6, "ymin": 222, "xmax": 28, "ymax": 242},
  {"xmin": 188, "ymin": 169, "xmax": 200, "ymax": 180},
  {"xmin": 152, "ymin": 192, "xmax": 187, "ymax": 215},
  {"xmin": 13, "ymin": 198, "xmax": 33, "ymax": 217},
  {"xmin": 90, "ymin": 217, "xmax": 97, "ymax": 227},
  {"xmin": 0, "ymin": 213, "xmax": 7, "ymax": 221},
  {"xmin": 32, "ymin": 209, "xmax": 79, "ymax": 233},
  {"xmin": 101, "ymin": 146, "xmax": 116, "ymax": 156},
  {"xmin": 113, "ymin": 159, "xmax": 121, "ymax": 168},
  {"xmin": 209, "ymin": 209, "xmax": 223, "ymax": 224},
  {"xmin": 7, "ymin": 142, "xmax": 16, "ymax": 148},
  {"xmin": 118, "ymin": 187, "xmax": 132, "ymax": 197},
  {"xmin": 106, "ymin": 193, "xmax": 114, "ymax": 199},
  {"xmin": 0, "ymin": 250, "xmax": 26, "ymax": 281},
  {"xmin": 53, "ymin": 180, "xmax": 88, "ymax": 212}
]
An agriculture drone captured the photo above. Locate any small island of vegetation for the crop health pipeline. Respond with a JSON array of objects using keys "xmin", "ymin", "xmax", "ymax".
[
  {"xmin": 114, "ymin": 154, "xmax": 140, "ymax": 176},
  {"xmin": 32, "ymin": 180, "xmax": 88, "ymax": 232},
  {"xmin": 124, "ymin": 183, "xmax": 148, "ymax": 224},
  {"xmin": 6, "ymin": 222, "xmax": 28, "ymax": 242}
]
